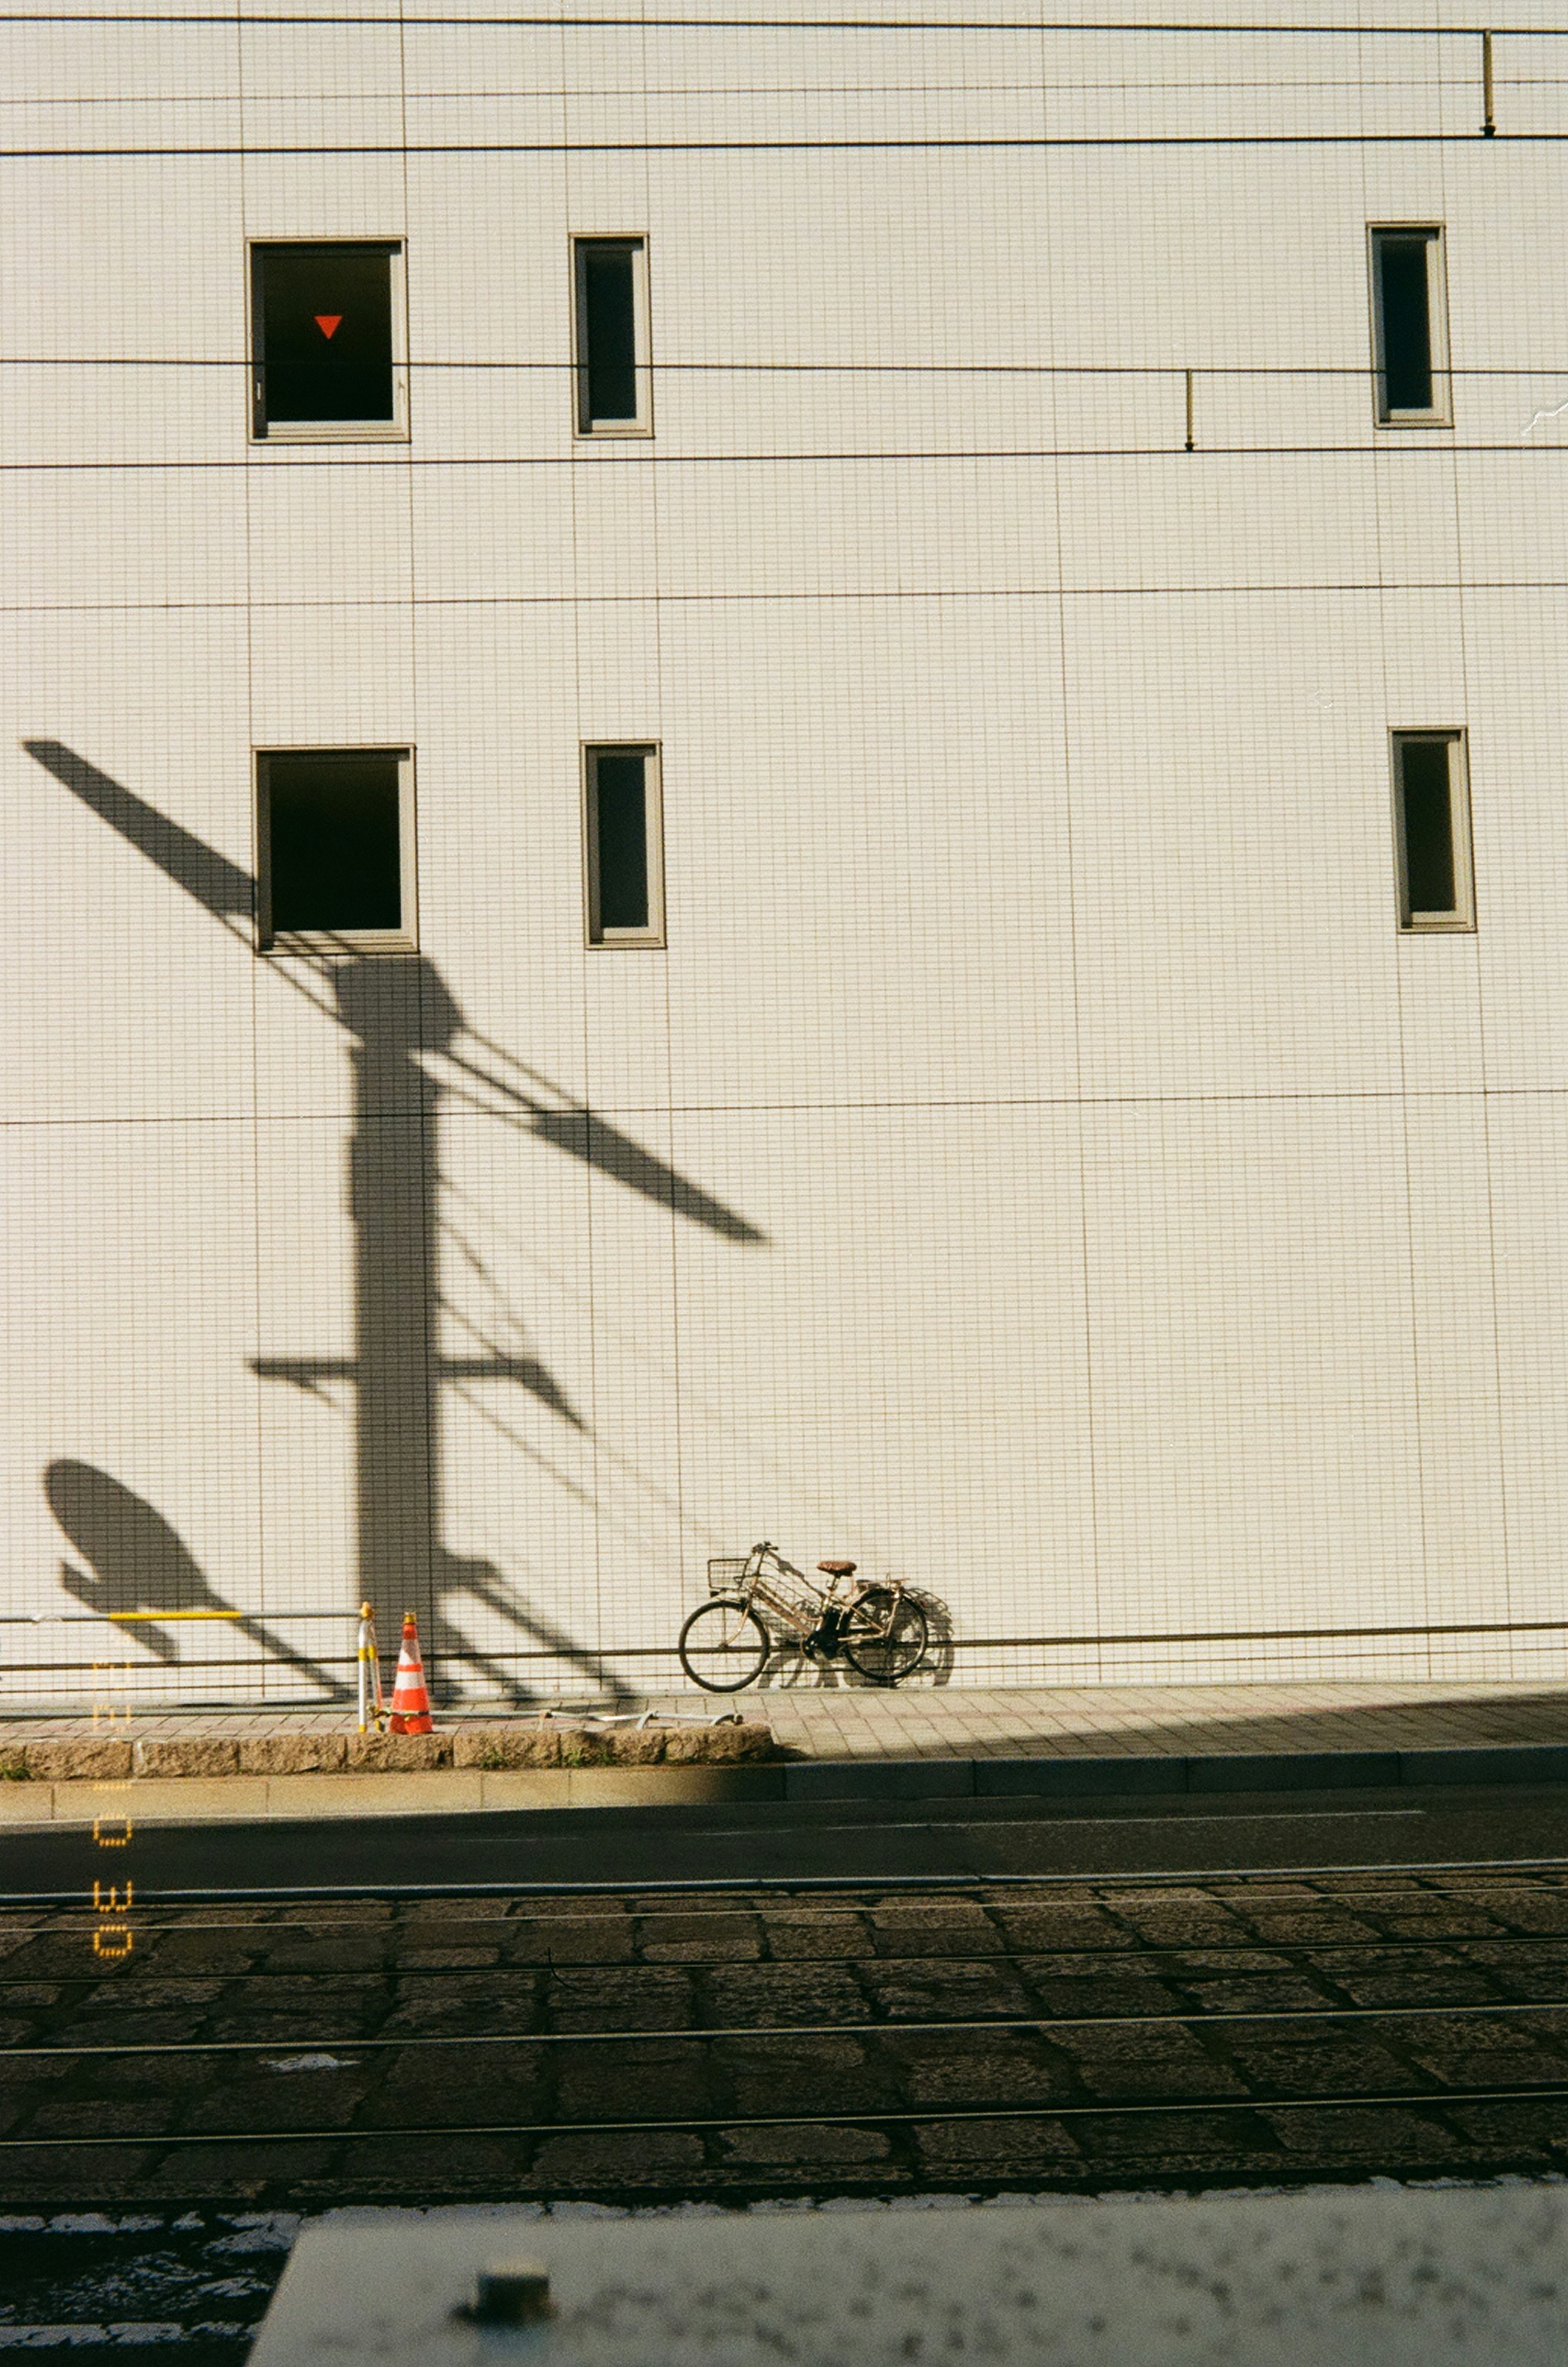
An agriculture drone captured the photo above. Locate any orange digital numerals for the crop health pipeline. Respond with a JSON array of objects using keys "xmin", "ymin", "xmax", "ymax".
[
  {"xmin": 88, "ymin": 1663, "xmax": 135, "ymax": 1958},
  {"xmin": 90, "ymin": 1661, "xmax": 135, "ymax": 1730}
]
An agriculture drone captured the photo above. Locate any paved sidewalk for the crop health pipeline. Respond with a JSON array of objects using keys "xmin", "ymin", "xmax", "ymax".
[
  {"xmin": 754, "ymin": 1680, "xmax": 1568, "ymax": 1762},
  {"xmin": 9, "ymin": 1681, "xmax": 1568, "ymax": 1762}
]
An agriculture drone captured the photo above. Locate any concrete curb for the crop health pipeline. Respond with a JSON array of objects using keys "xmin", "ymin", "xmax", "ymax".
[
  {"xmin": 782, "ymin": 1740, "xmax": 1568, "ymax": 1801},
  {"xmin": 1, "ymin": 1739, "xmax": 1564, "ymax": 1828},
  {"xmin": 0, "ymin": 1763, "xmax": 786, "ymax": 1826}
]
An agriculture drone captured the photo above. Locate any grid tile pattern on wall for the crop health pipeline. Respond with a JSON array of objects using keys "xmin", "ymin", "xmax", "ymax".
[{"xmin": 6, "ymin": 4, "xmax": 1568, "ymax": 1705}]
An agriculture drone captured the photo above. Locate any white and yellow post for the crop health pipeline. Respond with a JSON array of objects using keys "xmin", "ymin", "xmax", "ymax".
[{"xmin": 356, "ymin": 1602, "xmax": 385, "ymax": 1734}]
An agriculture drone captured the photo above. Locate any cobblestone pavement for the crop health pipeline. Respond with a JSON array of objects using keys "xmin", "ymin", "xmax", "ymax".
[{"xmin": 4, "ymin": 1869, "xmax": 1568, "ymax": 2211}]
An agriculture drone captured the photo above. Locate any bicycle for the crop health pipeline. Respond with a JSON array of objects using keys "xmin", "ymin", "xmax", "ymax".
[{"xmin": 677, "ymin": 1542, "xmax": 929, "ymax": 1692}]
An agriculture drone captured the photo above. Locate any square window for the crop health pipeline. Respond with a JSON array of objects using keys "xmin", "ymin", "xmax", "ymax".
[
  {"xmin": 257, "ymin": 749, "xmax": 416, "ymax": 951},
  {"xmin": 1368, "ymin": 226, "xmax": 1451, "ymax": 426},
  {"xmin": 251, "ymin": 242, "xmax": 406, "ymax": 440},
  {"xmin": 584, "ymin": 745, "xmax": 664, "ymax": 945},
  {"xmin": 1391, "ymin": 731, "xmax": 1474, "ymax": 931},
  {"xmin": 573, "ymin": 238, "xmax": 652, "ymax": 435}
]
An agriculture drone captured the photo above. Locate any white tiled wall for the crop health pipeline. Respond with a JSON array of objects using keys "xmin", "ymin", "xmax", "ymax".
[{"xmin": 6, "ymin": 1, "xmax": 1568, "ymax": 1703}]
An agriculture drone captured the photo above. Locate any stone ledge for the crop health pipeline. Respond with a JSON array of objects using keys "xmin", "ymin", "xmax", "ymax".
[
  {"xmin": 0, "ymin": 1721, "xmax": 775, "ymax": 1783},
  {"xmin": 238, "ymin": 1734, "xmax": 354, "ymax": 1776},
  {"xmin": 134, "ymin": 1738, "xmax": 242, "ymax": 1779},
  {"xmin": 11, "ymin": 1740, "xmax": 134, "ymax": 1782},
  {"xmin": 452, "ymin": 1721, "xmax": 774, "ymax": 1770}
]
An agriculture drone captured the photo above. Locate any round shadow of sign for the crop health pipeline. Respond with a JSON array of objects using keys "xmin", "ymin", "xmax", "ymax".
[{"xmin": 45, "ymin": 1460, "xmax": 214, "ymax": 1660}]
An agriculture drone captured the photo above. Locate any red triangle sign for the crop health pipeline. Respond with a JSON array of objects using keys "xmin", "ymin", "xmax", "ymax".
[{"xmin": 314, "ymin": 313, "xmax": 343, "ymax": 339}]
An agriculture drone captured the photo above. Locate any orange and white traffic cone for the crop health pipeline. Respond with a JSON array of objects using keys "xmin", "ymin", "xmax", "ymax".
[{"xmin": 388, "ymin": 1611, "xmax": 434, "ymax": 1735}]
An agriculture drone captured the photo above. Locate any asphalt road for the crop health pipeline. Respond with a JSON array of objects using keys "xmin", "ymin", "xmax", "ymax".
[{"xmin": 3, "ymin": 1778, "xmax": 1566, "ymax": 1895}]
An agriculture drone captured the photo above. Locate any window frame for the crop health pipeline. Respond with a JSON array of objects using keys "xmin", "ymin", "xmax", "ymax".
[
  {"xmin": 255, "ymin": 745, "xmax": 419, "ymax": 954},
  {"xmin": 571, "ymin": 236, "xmax": 653, "ymax": 439},
  {"xmin": 582, "ymin": 742, "xmax": 666, "ymax": 947},
  {"xmin": 248, "ymin": 239, "xmax": 410, "ymax": 444},
  {"xmin": 1367, "ymin": 223, "xmax": 1452, "ymax": 430},
  {"xmin": 1390, "ymin": 729, "xmax": 1474, "ymax": 933}
]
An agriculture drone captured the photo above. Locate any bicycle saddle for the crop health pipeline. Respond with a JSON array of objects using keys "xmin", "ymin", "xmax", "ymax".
[{"xmin": 817, "ymin": 1559, "xmax": 857, "ymax": 1576}]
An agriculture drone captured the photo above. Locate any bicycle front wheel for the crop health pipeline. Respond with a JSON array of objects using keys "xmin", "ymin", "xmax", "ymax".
[
  {"xmin": 678, "ymin": 1596, "xmax": 771, "ymax": 1692},
  {"xmin": 843, "ymin": 1587, "xmax": 929, "ymax": 1685}
]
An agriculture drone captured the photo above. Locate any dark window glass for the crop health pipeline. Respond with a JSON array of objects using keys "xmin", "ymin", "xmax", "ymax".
[
  {"xmin": 255, "ymin": 245, "xmax": 395, "ymax": 428},
  {"xmin": 267, "ymin": 753, "xmax": 402, "ymax": 933},
  {"xmin": 593, "ymin": 752, "xmax": 649, "ymax": 930},
  {"xmin": 579, "ymin": 243, "xmax": 638, "ymax": 424},
  {"xmin": 1399, "ymin": 740, "xmax": 1456, "ymax": 914},
  {"xmin": 1376, "ymin": 234, "xmax": 1434, "ymax": 412}
]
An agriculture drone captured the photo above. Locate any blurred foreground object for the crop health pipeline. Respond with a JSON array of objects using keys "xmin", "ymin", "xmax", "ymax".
[{"xmin": 250, "ymin": 2185, "xmax": 1568, "ymax": 2364}]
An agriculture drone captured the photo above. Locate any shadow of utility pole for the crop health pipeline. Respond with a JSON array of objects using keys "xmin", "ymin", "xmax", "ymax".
[{"xmin": 24, "ymin": 739, "xmax": 765, "ymax": 1705}]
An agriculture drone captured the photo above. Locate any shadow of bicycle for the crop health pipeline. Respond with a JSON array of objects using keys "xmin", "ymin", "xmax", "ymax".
[{"xmin": 754, "ymin": 1585, "xmax": 956, "ymax": 1690}]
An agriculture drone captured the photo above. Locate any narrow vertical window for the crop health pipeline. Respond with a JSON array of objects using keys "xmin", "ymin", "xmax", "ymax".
[
  {"xmin": 573, "ymin": 238, "xmax": 651, "ymax": 434},
  {"xmin": 250, "ymin": 242, "xmax": 406, "ymax": 440},
  {"xmin": 257, "ymin": 749, "xmax": 417, "ymax": 950},
  {"xmin": 1369, "ymin": 227, "xmax": 1450, "ymax": 425},
  {"xmin": 1392, "ymin": 731, "xmax": 1473, "ymax": 930},
  {"xmin": 584, "ymin": 745, "xmax": 664, "ymax": 945}
]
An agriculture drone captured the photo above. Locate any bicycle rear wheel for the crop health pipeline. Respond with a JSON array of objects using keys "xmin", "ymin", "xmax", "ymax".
[
  {"xmin": 678, "ymin": 1596, "xmax": 771, "ymax": 1692},
  {"xmin": 842, "ymin": 1587, "xmax": 929, "ymax": 1685}
]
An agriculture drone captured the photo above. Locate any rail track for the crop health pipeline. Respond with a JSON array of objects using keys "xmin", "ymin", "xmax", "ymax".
[{"xmin": 3, "ymin": 1860, "xmax": 1568, "ymax": 2209}]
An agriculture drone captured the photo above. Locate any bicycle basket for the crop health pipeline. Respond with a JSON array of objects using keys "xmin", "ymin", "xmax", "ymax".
[{"xmin": 706, "ymin": 1558, "xmax": 752, "ymax": 1595}]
